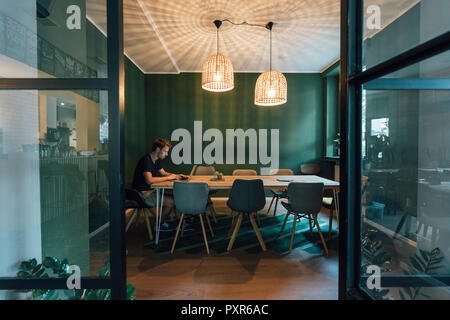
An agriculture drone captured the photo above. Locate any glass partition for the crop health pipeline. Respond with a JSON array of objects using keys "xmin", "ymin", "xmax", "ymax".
[
  {"xmin": 0, "ymin": 89, "xmax": 110, "ymax": 299},
  {"xmin": 0, "ymin": 0, "xmax": 107, "ymax": 78},
  {"xmin": 359, "ymin": 52, "xmax": 450, "ymax": 299},
  {"xmin": 363, "ymin": 0, "xmax": 450, "ymax": 69}
]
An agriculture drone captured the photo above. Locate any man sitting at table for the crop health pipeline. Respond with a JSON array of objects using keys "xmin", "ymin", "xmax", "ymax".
[{"xmin": 132, "ymin": 138, "xmax": 190, "ymax": 232}]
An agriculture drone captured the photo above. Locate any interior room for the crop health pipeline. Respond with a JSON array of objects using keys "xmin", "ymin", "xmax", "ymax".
[{"xmin": 0, "ymin": 0, "xmax": 449, "ymax": 302}]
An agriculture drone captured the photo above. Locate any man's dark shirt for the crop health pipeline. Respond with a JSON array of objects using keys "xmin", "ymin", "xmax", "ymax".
[{"xmin": 132, "ymin": 155, "xmax": 162, "ymax": 191}]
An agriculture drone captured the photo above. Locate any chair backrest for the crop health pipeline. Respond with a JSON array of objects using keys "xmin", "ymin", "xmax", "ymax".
[
  {"xmin": 173, "ymin": 181, "xmax": 209, "ymax": 215},
  {"xmin": 269, "ymin": 168, "xmax": 294, "ymax": 175},
  {"xmin": 228, "ymin": 179, "xmax": 266, "ymax": 213},
  {"xmin": 125, "ymin": 188, "xmax": 148, "ymax": 208},
  {"xmin": 194, "ymin": 165, "xmax": 216, "ymax": 176},
  {"xmin": 300, "ymin": 163, "xmax": 320, "ymax": 175},
  {"xmin": 232, "ymin": 169, "xmax": 257, "ymax": 176},
  {"xmin": 287, "ymin": 182, "xmax": 324, "ymax": 215}
]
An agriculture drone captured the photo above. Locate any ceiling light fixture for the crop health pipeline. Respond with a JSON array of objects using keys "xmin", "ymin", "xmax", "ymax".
[
  {"xmin": 201, "ymin": 20, "xmax": 234, "ymax": 92},
  {"xmin": 255, "ymin": 22, "xmax": 287, "ymax": 107}
]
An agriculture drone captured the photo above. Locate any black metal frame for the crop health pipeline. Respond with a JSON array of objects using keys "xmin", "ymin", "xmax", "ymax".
[
  {"xmin": 341, "ymin": 0, "xmax": 450, "ymax": 299},
  {"xmin": 0, "ymin": 0, "xmax": 126, "ymax": 299}
]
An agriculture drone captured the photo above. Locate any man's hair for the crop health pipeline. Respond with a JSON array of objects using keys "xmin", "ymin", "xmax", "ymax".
[{"xmin": 151, "ymin": 138, "xmax": 171, "ymax": 152}]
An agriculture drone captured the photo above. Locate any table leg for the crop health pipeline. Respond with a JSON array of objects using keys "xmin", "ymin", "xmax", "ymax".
[
  {"xmin": 333, "ymin": 189, "xmax": 340, "ymax": 223},
  {"xmin": 155, "ymin": 188, "xmax": 165, "ymax": 246},
  {"xmin": 155, "ymin": 189, "xmax": 160, "ymax": 245}
]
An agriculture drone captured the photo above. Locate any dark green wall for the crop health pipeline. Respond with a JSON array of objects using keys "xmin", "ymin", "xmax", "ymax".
[
  {"xmin": 125, "ymin": 58, "xmax": 147, "ymax": 184},
  {"xmin": 144, "ymin": 73, "xmax": 324, "ymax": 176}
]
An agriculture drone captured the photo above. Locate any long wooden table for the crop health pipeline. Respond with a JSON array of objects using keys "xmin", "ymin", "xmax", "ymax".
[{"xmin": 151, "ymin": 175, "xmax": 340, "ymax": 245}]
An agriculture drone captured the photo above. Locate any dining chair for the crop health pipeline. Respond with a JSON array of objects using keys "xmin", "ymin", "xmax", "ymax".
[
  {"xmin": 267, "ymin": 169, "xmax": 294, "ymax": 216},
  {"xmin": 300, "ymin": 163, "xmax": 320, "ymax": 175},
  {"xmin": 125, "ymin": 188, "xmax": 154, "ymax": 241},
  {"xmin": 226, "ymin": 179, "xmax": 267, "ymax": 252},
  {"xmin": 193, "ymin": 165, "xmax": 216, "ymax": 175},
  {"xmin": 171, "ymin": 181, "xmax": 214, "ymax": 254},
  {"xmin": 192, "ymin": 165, "xmax": 218, "ymax": 222},
  {"xmin": 232, "ymin": 169, "xmax": 257, "ymax": 176},
  {"xmin": 279, "ymin": 182, "xmax": 328, "ymax": 255}
]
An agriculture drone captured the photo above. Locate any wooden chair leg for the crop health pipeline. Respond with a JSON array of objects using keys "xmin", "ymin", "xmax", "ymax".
[
  {"xmin": 228, "ymin": 212, "xmax": 237, "ymax": 237},
  {"xmin": 256, "ymin": 212, "xmax": 261, "ymax": 227},
  {"xmin": 205, "ymin": 212, "xmax": 214, "ymax": 238},
  {"xmin": 313, "ymin": 214, "xmax": 329, "ymax": 256},
  {"xmin": 227, "ymin": 213, "xmax": 243, "ymax": 252},
  {"xmin": 171, "ymin": 213, "xmax": 185, "ymax": 254},
  {"xmin": 125, "ymin": 209, "xmax": 138, "ymax": 232},
  {"xmin": 328, "ymin": 207, "xmax": 333, "ymax": 240},
  {"xmin": 144, "ymin": 208, "xmax": 154, "ymax": 241},
  {"xmin": 249, "ymin": 212, "xmax": 266, "ymax": 251},
  {"xmin": 289, "ymin": 213, "xmax": 298, "ymax": 253},
  {"xmin": 210, "ymin": 205, "xmax": 217, "ymax": 223},
  {"xmin": 199, "ymin": 214, "xmax": 210, "ymax": 255},
  {"xmin": 267, "ymin": 195, "xmax": 276, "ymax": 215},
  {"xmin": 273, "ymin": 197, "xmax": 279, "ymax": 216},
  {"xmin": 181, "ymin": 217, "xmax": 186, "ymax": 236},
  {"xmin": 309, "ymin": 217, "xmax": 314, "ymax": 236},
  {"xmin": 279, "ymin": 212, "xmax": 290, "ymax": 237}
]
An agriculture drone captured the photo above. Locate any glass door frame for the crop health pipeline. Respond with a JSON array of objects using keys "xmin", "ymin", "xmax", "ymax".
[
  {"xmin": 340, "ymin": 0, "xmax": 450, "ymax": 299},
  {"xmin": 0, "ymin": 0, "xmax": 126, "ymax": 300}
]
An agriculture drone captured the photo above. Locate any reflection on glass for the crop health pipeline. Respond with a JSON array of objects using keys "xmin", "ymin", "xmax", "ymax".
[
  {"xmin": 0, "ymin": 90, "xmax": 109, "ymax": 289},
  {"xmin": 359, "ymin": 53, "xmax": 450, "ymax": 299},
  {"xmin": 363, "ymin": 0, "xmax": 450, "ymax": 69},
  {"xmin": 0, "ymin": 1, "xmax": 107, "ymax": 78}
]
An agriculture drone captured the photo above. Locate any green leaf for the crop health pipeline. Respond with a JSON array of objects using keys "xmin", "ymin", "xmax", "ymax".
[
  {"xmin": 430, "ymin": 257, "xmax": 445, "ymax": 265},
  {"xmin": 407, "ymin": 265, "xmax": 418, "ymax": 275},
  {"xmin": 404, "ymin": 286, "xmax": 413, "ymax": 299},
  {"xmin": 32, "ymin": 264, "xmax": 43, "ymax": 274},
  {"xmin": 427, "ymin": 266, "xmax": 442, "ymax": 273},
  {"xmin": 32, "ymin": 289, "xmax": 48, "ymax": 298},
  {"xmin": 409, "ymin": 256, "xmax": 425, "ymax": 272},
  {"xmin": 42, "ymin": 257, "xmax": 55, "ymax": 268},
  {"xmin": 399, "ymin": 290, "xmax": 406, "ymax": 300},
  {"xmin": 35, "ymin": 268, "xmax": 46, "ymax": 278},
  {"xmin": 419, "ymin": 249, "xmax": 430, "ymax": 261},
  {"xmin": 17, "ymin": 271, "xmax": 30, "ymax": 278},
  {"xmin": 126, "ymin": 284, "xmax": 136, "ymax": 300}
]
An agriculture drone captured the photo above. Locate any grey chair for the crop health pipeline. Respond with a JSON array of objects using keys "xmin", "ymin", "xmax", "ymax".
[
  {"xmin": 192, "ymin": 165, "xmax": 218, "ymax": 223},
  {"xmin": 226, "ymin": 179, "xmax": 267, "ymax": 252},
  {"xmin": 232, "ymin": 169, "xmax": 257, "ymax": 176},
  {"xmin": 279, "ymin": 182, "xmax": 328, "ymax": 255},
  {"xmin": 266, "ymin": 169, "xmax": 294, "ymax": 216},
  {"xmin": 171, "ymin": 181, "xmax": 214, "ymax": 254}
]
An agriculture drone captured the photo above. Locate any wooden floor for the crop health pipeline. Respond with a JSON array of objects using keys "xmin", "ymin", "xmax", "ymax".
[{"xmin": 124, "ymin": 198, "xmax": 339, "ymax": 300}]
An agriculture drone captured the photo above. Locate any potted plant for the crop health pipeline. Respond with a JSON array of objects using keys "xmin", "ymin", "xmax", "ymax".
[{"xmin": 333, "ymin": 133, "xmax": 340, "ymax": 156}]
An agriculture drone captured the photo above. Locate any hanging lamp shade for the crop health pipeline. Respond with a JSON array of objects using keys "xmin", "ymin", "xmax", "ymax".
[
  {"xmin": 202, "ymin": 54, "xmax": 234, "ymax": 92},
  {"xmin": 255, "ymin": 22, "xmax": 287, "ymax": 107},
  {"xmin": 254, "ymin": 70, "xmax": 287, "ymax": 106}
]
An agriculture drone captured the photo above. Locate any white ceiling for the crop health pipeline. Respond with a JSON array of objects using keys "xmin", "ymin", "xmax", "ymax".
[{"xmin": 86, "ymin": 0, "xmax": 420, "ymax": 74}]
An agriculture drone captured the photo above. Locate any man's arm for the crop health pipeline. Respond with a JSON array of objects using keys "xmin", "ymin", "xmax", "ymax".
[
  {"xmin": 159, "ymin": 168, "xmax": 187, "ymax": 178},
  {"xmin": 143, "ymin": 171, "xmax": 178, "ymax": 185}
]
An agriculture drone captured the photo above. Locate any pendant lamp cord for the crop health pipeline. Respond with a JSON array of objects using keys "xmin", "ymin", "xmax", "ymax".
[
  {"xmin": 270, "ymin": 27, "xmax": 272, "ymax": 71},
  {"xmin": 216, "ymin": 25, "xmax": 219, "ymax": 72},
  {"xmin": 269, "ymin": 27, "xmax": 272, "ymax": 87}
]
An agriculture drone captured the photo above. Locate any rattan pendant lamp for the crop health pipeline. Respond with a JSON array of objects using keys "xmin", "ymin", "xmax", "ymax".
[
  {"xmin": 254, "ymin": 22, "xmax": 287, "ymax": 106},
  {"xmin": 202, "ymin": 20, "xmax": 234, "ymax": 92}
]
